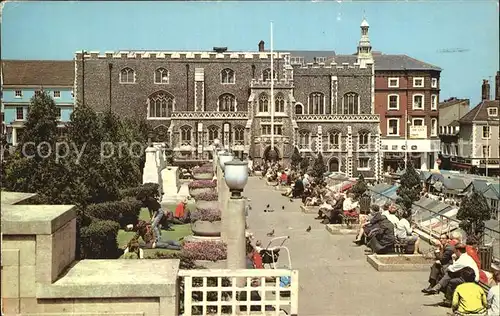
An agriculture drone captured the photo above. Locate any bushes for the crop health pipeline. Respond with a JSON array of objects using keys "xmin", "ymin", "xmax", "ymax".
[
  {"xmin": 188, "ymin": 180, "xmax": 217, "ymax": 189},
  {"xmin": 120, "ymin": 182, "xmax": 160, "ymax": 200},
  {"xmin": 80, "ymin": 220, "xmax": 121, "ymax": 259},
  {"xmin": 191, "ymin": 208, "xmax": 221, "ymax": 222},
  {"xmin": 85, "ymin": 197, "xmax": 142, "ymax": 228},
  {"xmin": 181, "ymin": 241, "xmax": 227, "ymax": 261},
  {"xmin": 196, "ymin": 191, "xmax": 218, "ymax": 201}
]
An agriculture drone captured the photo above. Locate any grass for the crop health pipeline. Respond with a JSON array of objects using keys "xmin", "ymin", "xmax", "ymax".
[{"xmin": 117, "ymin": 203, "xmax": 196, "ymax": 257}]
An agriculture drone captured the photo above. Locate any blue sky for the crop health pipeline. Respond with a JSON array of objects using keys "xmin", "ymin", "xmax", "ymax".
[{"xmin": 2, "ymin": 1, "xmax": 499, "ymax": 106}]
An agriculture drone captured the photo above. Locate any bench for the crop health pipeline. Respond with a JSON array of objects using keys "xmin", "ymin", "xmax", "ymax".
[
  {"xmin": 393, "ymin": 240, "xmax": 416, "ymax": 254},
  {"xmin": 342, "ymin": 214, "xmax": 359, "ymax": 228}
]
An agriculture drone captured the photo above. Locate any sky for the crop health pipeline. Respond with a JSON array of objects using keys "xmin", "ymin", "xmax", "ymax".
[{"xmin": 1, "ymin": 0, "xmax": 499, "ymax": 106}]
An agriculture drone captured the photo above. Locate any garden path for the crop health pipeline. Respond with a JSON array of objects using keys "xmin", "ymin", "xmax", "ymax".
[{"xmin": 244, "ymin": 177, "xmax": 448, "ymax": 316}]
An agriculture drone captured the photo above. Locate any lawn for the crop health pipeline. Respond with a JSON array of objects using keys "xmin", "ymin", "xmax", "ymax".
[{"xmin": 117, "ymin": 202, "xmax": 196, "ymax": 258}]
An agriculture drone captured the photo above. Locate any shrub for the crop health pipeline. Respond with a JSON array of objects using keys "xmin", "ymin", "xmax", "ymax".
[
  {"xmin": 181, "ymin": 241, "xmax": 227, "ymax": 261},
  {"xmin": 188, "ymin": 180, "xmax": 217, "ymax": 189},
  {"xmin": 85, "ymin": 197, "xmax": 142, "ymax": 228},
  {"xmin": 196, "ymin": 191, "xmax": 218, "ymax": 201},
  {"xmin": 80, "ymin": 220, "xmax": 120, "ymax": 259},
  {"xmin": 191, "ymin": 208, "xmax": 221, "ymax": 222},
  {"xmin": 193, "ymin": 166, "xmax": 213, "ymax": 174},
  {"xmin": 120, "ymin": 182, "xmax": 160, "ymax": 200}
]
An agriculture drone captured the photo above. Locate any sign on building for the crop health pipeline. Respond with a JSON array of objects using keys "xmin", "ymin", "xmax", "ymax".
[{"xmin": 409, "ymin": 126, "xmax": 427, "ymax": 139}]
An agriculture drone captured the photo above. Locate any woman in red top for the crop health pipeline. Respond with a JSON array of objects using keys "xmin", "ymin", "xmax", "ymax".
[
  {"xmin": 465, "ymin": 236, "xmax": 488, "ymax": 284},
  {"xmin": 246, "ymin": 239, "xmax": 264, "ymax": 269}
]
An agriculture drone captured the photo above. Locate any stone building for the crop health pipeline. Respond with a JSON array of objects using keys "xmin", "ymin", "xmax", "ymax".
[{"xmin": 75, "ymin": 19, "xmax": 381, "ymax": 179}]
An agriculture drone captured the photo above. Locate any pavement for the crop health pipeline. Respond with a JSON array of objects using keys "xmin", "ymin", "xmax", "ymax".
[{"xmin": 244, "ymin": 177, "xmax": 449, "ymax": 316}]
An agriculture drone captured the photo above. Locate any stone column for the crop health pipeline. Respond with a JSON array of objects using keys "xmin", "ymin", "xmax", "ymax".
[
  {"xmin": 12, "ymin": 127, "xmax": 17, "ymax": 146},
  {"xmin": 226, "ymin": 196, "xmax": 247, "ymax": 275},
  {"xmin": 218, "ymin": 167, "xmax": 229, "ymax": 243},
  {"xmin": 143, "ymin": 146, "xmax": 160, "ymax": 185}
]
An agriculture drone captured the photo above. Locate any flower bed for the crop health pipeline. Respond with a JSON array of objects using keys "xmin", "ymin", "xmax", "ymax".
[
  {"xmin": 191, "ymin": 208, "xmax": 221, "ymax": 222},
  {"xmin": 188, "ymin": 180, "xmax": 217, "ymax": 198},
  {"xmin": 181, "ymin": 241, "xmax": 227, "ymax": 261},
  {"xmin": 192, "ymin": 166, "xmax": 214, "ymax": 180}
]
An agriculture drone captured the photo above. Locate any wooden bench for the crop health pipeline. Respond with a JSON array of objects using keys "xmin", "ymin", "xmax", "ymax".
[
  {"xmin": 393, "ymin": 240, "xmax": 414, "ymax": 254},
  {"xmin": 341, "ymin": 215, "xmax": 359, "ymax": 228}
]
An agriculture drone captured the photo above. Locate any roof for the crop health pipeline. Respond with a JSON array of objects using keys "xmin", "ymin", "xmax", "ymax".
[
  {"xmin": 287, "ymin": 50, "xmax": 336, "ymax": 63},
  {"xmin": 459, "ymin": 100, "xmax": 500, "ymax": 123},
  {"xmin": 2, "ymin": 60, "xmax": 74, "ymax": 86},
  {"xmin": 439, "ymin": 98, "xmax": 469, "ymax": 109}
]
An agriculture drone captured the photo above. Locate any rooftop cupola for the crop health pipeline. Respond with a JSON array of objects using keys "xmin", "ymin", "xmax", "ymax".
[{"xmin": 357, "ymin": 17, "xmax": 373, "ymax": 68}]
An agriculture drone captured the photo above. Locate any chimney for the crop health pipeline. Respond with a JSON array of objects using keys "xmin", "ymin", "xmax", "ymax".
[
  {"xmin": 258, "ymin": 40, "xmax": 265, "ymax": 52},
  {"xmin": 495, "ymin": 71, "xmax": 500, "ymax": 100},
  {"xmin": 481, "ymin": 79, "xmax": 490, "ymax": 101}
]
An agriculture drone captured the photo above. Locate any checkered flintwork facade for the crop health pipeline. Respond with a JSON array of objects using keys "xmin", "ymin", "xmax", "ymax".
[{"xmin": 74, "ymin": 21, "xmax": 381, "ymax": 178}]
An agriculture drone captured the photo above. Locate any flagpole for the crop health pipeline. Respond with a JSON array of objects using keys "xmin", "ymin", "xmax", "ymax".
[
  {"xmin": 270, "ymin": 21, "xmax": 275, "ymax": 158},
  {"xmin": 405, "ymin": 109, "xmax": 408, "ymax": 169}
]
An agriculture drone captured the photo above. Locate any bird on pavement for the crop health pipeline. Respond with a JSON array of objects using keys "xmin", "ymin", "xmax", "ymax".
[
  {"xmin": 282, "ymin": 206, "xmax": 285, "ymax": 210},
  {"xmin": 267, "ymin": 229, "xmax": 275, "ymax": 237},
  {"xmin": 266, "ymin": 204, "xmax": 270, "ymax": 208},
  {"xmin": 306, "ymin": 226, "xmax": 311, "ymax": 232},
  {"xmin": 289, "ymin": 198, "xmax": 293, "ymax": 202}
]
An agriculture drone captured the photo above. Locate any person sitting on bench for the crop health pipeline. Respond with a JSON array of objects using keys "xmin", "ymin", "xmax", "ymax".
[{"xmin": 394, "ymin": 210, "xmax": 420, "ymax": 254}]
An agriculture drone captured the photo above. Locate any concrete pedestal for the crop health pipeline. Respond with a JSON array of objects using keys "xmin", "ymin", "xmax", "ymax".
[
  {"xmin": 143, "ymin": 147, "xmax": 160, "ymax": 185},
  {"xmin": 226, "ymin": 197, "xmax": 246, "ymax": 271}
]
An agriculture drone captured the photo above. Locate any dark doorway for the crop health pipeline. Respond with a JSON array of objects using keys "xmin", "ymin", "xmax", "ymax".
[
  {"xmin": 263, "ymin": 146, "xmax": 280, "ymax": 162},
  {"xmin": 328, "ymin": 157, "xmax": 340, "ymax": 172}
]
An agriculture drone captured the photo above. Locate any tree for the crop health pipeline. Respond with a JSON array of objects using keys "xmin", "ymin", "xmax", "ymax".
[
  {"xmin": 311, "ymin": 152, "xmax": 327, "ymax": 180},
  {"xmin": 299, "ymin": 156, "xmax": 310, "ymax": 174},
  {"xmin": 290, "ymin": 147, "xmax": 302, "ymax": 170},
  {"xmin": 351, "ymin": 174, "xmax": 368, "ymax": 199},
  {"xmin": 457, "ymin": 190, "xmax": 491, "ymax": 244},
  {"xmin": 396, "ymin": 164, "xmax": 422, "ymax": 214}
]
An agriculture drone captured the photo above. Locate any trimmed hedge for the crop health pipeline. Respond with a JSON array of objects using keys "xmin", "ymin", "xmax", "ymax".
[
  {"xmin": 119, "ymin": 182, "xmax": 160, "ymax": 200},
  {"xmin": 80, "ymin": 220, "xmax": 121, "ymax": 259},
  {"xmin": 85, "ymin": 197, "xmax": 142, "ymax": 228}
]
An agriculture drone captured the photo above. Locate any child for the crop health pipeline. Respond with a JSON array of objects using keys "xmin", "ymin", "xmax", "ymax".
[{"xmin": 452, "ymin": 267, "xmax": 487, "ymax": 315}]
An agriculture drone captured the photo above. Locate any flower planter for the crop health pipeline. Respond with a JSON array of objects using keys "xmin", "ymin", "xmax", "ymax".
[
  {"xmin": 195, "ymin": 200, "xmax": 219, "ymax": 210},
  {"xmin": 367, "ymin": 254, "xmax": 434, "ymax": 272},
  {"xmin": 193, "ymin": 172, "xmax": 213, "ymax": 180},
  {"xmin": 191, "ymin": 220, "xmax": 222, "ymax": 237},
  {"xmin": 189, "ymin": 187, "xmax": 216, "ymax": 199}
]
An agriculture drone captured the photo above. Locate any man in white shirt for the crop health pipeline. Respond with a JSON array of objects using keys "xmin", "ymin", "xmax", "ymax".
[
  {"xmin": 426, "ymin": 243, "xmax": 480, "ymax": 303},
  {"xmin": 381, "ymin": 203, "xmax": 399, "ymax": 226},
  {"xmin": 488, "ymin": 271, "xmax": 500, "ymax": 316},
  {"xmin": 394, "ymin": 211, "xmax": 420, "ymax": 254}
]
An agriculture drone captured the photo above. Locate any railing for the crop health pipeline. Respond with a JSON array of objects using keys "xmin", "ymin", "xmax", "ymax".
[
  {"xmin": 172, "ymin": 112, "xmax": 249, "ymax": 120},
  {"xmin": 178, "ymin": 269, "xmax": 299, "ymax": 316},
  {"xmin": 294, "ymin": 114, "xmax": 379, "ymax": 122}
]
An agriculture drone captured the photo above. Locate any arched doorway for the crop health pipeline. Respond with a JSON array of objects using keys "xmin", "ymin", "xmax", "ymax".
[
  {"xmin": 263, "ymin": 146, "xmax": 280, "ymax": 162},
  {"xmin": 328, "ymin": 157, "xmax": 340, "ymax": 172}
]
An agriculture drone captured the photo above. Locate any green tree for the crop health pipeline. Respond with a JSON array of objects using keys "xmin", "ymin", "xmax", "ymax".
[
  {"xmin": 457, "ymin": 190, "xmax": 491, "ymax": 244},
  {"xmin": 396, "ymin": 164, "xmax": 422, "ymax": 213},
  {"xmin": 351, "ymin": 174, "xmax": 368, "ymax": 199},
  {"xmin": 299, "ymin": 157, "xmax": 310, "ymax": 174},
  {"xmin": 290, "ymin": 147, "xmax": 302, "ymax": 171},
  {"xmin": 311, "ymin": 153, "xmax": 327, "ymax": 180}
]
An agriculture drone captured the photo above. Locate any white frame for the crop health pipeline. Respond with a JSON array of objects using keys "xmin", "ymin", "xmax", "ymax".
[
  {"xmin": 388, "ymin": 77, "xmax": 399, "ymax": 88},
  {"xmin": 431, "ymin": 78, "xmax": 438, "ymax": 88},
  {"xmin": 56, "ymin": 107, "xmax": 62, "ymax": 120},
  {"xmin": 387, "ymin": 118, "xmax": 399, "ymax": 136},
  {"xmin": 53, "ymin": 90, "xmax": 61, "ymax": 99},
  {"xmin": 412, "ymin": 118, "xmax": 425, "ymax": 126},
  {"xmin": 412, "ymin": 94, "xmax": 425, "ymax": 110},
  {"xmin": 482, "ymin": 125, "xmax": 491, "ymax": 139},
  {"xmin": 308, "ymin": 92, "xmax": 325, "ymax": 114},
  {"xmin": 146, "ymin": 92, "xmax": 175, "ymax": 120},
  {"xmin": 294, "ymin": 102, "xmax": 304, "ymax": 115},
  {"xmin": 413, "ymin": 77, "xmax": 424, "ymax": 88},
  {"xmin": 430, "ymin": 118, "xmax": 438, "ymax": 136},
  {"xmin": 298, "ymin": 130, "xmax": 311, "ymax": 150},
  {"xmin": 180, "ymin": 125, "xmax": 193, "ymax": 145},
  {"xmin": 343, "ymin": 92, "xmax": 360, "ymax": 115},
  {"xmin": 15, "ymin": 106, "xmax": 25, "ymax": 121},
  {"xmin": 275, "ymin": 93, "xmax": 286, "ymax": 113},
  {"xmin": 119, "ymin": 67, "xmax": 136, "ymax": 84},
  {"xmin": 387, "ymin": 94, "xmax": 399, "ymax": 110},
  {"xmin": 357, "ymin": 157, "xmax": 370, "ymax": 170},
  {"xmin": 220, "ymin": 68, "xmax": 235, "ymax": 84},
  {"xmin": 431, "ymin": 95, "xmax": 438, "ymax": 110},
  {"xmin": 217, "ymin": 93, "xmax": 237, "ymax": 112},
  {"xmin": 154, "ymin": 68, "xmax": 169, "ymax": 84},
  {"xmin": 14, "ymin": 90, "xmax": 22, "ymax": 98},
  {"xmin": 488, "ymin": 107, "xmax": 498, "ymax": 117},
  {"xmin": 357, "ymin": 131, "xmax": 370, "ymax": 151},
  {"xmin": 258, "ymin": 93, "xmax": 269, "ymax": 113}
]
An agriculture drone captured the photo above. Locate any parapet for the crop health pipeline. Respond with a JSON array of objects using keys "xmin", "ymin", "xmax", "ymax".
[
  {"xmin": 75, "ymin": 50, "xmax": 291, "ymax": 61},
  {"xmin": 298, "ymin": 62, "xmax": 365, "ymax": 70},
  {"xmin": 250, "ymin": 78, "xmax": 294, "ymax": 88}
]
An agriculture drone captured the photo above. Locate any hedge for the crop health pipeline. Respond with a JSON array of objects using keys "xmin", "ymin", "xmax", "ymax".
[
  {"xmin": 119, "ymin": 182, "xmax": 160, "ymax": 200},
  {"xmin": 80, "ymin": 220, "xmax": 121, "ymax": 259},
  {"xmin": 85, "ymin": 197, "xmax": 142, "ymax": 228}
]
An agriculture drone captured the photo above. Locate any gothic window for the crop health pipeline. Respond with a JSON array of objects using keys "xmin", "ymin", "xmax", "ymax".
[
  {"xmin": 233, "ymin": 125, "xmax": 245, "ymax": 145},
  {"xmin": 221, "ymin": 68, "xmax": 235, "ymax": 84},
  {"xmin": 180, "ymin": 125, "xmax": 192, "ymax": 145},
  {"xmin": 218, "ymin": 93, "xmax": 236, "ymax": 111},
  {"xmin": 328, "ymin": 130, "xmax": 341, "ymax": 150},
  {"xmin": 275, "ymin": 93, "xmax": 285, "ymax": 113},
  {"xmin": 298, "ymin": 130, "xmax": 311, "ymax": 150},
  {"xmin": 343, "ymin": 92, "xmax": 359, "ymax": 114},
  {"xmin": 308, "ymin": 92, "xmax": 325, "ymax": 114},
  {"xmin": 154, "ymin": 68, "xmax": 169, "ymax": 84},
  {"xmin": 259, "ymin": 93, "xmax": 269, "ymax": 112},
  {"xmin": 358, "ymin": 131, "xmax": 369, "ymax": 150},
  {"xmin": 262, "ymin": 68, "xmax": 277, "ymax": 81},
  {"xmin": 207, "ymin": 125, "xmax": 219, "ymax": 144},
  {"xmin": 148, "ymin": 92, "xmax": 174, "ymax": 118},
  {"xmin": 295, "ymin": 103, "xmax": 303, "ymax": 115},
  {"xmin": 120, "ymin": 67, "xmax": 135, "ymax": 84}
]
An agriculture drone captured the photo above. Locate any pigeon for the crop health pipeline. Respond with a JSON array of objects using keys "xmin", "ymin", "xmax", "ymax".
[
  {"xmin": 267, "ymin": 209, "xmax": 274, "ymax": 212},
  {"xmin": 266, "ymin": 204, "xmax": 270, "ymax": 208},
  {"xmin": 306, "ymin": 226, "xmax": 311, "ymax": 232},
  {"xmin": 267, "ymin": 229, "xmax": 275, "ymax": 237},
  {"xmin": 289, "ymin": 198, "xmax": 293, "ymax": 202},
  {"xmin": 282, "ymin": 206, "xmax": 285, "ymax": 210},
  {"xmin": 264, "ymin": 209, "xmax": 267, "ymax": 213}
]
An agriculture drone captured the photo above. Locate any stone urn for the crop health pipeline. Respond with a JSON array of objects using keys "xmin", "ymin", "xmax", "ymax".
[{"xmin": 191, "ymin": 220, "xmax": 221, "ymax": 237}]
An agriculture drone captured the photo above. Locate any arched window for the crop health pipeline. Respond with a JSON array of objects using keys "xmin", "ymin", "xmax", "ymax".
[
  {"xmin": 343, "ymin": 92, "xmax": 359, "ymax": 114},
  {"xmin": 308, "ymin": 92, "xmax": 325, "ymax": 114},
  {"xmin": 259, "ymin": 93, "xmax": 269, "ymax": 112},
  {"xmin": 262, "ymin": 68, "xmax": 277, "ymax": 81},
  {"xmin": 120, "ymin": 67, "xmax": 135, "ymax": 83},
  {"xmin": 180, "ymin": 125, "xmax": 192, "ymax": 145},
  {"xmin": 295, "ymin": 103, "xmax": 304, "ymax": 115},
  {"xmin": 207, "ymin": 125, "xmax": 219, "ymax": 144},
  {"xmin": 218, "ymin": 93, "xmax": 236, "ymax": 111},
  {"xmin": 328, "ymin": 130, "xmax": 341, "ymax": 151},
  {"xmin": 298, "ymin": 130, "xmax": 311, "ymax": 150},
  {"xmin": 221, "ymin": 68, "xmax": 235, "ymax": 84},
  {"xmin": 233, "ymin": 125, "xmax": 245, "ymax": 145},
  {"xmin": 275, "ymin": 93, "xmax": 285, "ymax": 113},
  {"xmin": 154, "ymin": 68, "xmax": 169, "ymax": 84},
  {"xmin": 148, "ymin": 92, "xmax": 174, "ymax": 118},
  {"xmin": 358, "ymin": 131, "xmax": 370, "ymax": 150}
]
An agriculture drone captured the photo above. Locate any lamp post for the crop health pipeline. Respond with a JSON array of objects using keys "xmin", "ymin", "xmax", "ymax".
[
  {"xmin": 224, "ymin": 158, "xmax": 249, "ymax": 272},
  {"xmin": 218, "ymin": 151, "xmax": 234, "ymax": 242}
]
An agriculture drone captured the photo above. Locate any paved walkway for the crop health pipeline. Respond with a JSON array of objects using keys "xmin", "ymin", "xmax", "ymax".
[{"xmin": 244, "ymin": 177, "xmax": 448, "ymax": 316}]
